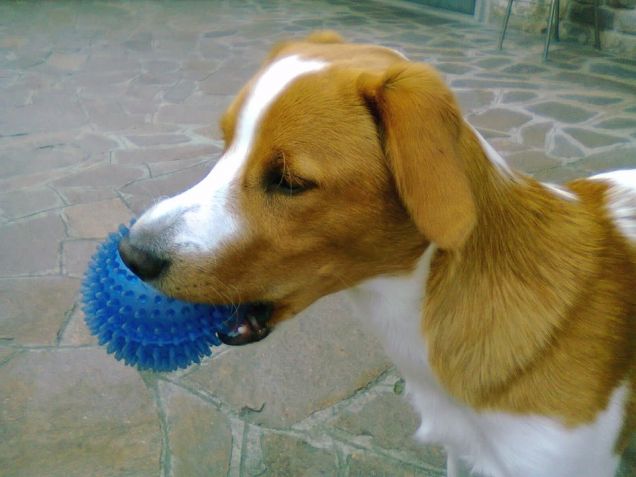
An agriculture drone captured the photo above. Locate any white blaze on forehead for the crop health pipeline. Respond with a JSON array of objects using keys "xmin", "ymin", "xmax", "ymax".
[
  {"xmin": 135, "ymin": 55, "xmax": 327, "ymax": 253},
  {"xmin": 233, "ymin": 55, "xmax": 327, "ymax": 157}
]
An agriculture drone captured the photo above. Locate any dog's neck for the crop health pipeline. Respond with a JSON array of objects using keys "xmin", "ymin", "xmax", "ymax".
[
  {"xmin": 350, "ymin": 124, "xmax": 615, "ymax": 421},
  {"xmin": 424, "ymin": 123, "xmax": 611, "ymax": 413}
]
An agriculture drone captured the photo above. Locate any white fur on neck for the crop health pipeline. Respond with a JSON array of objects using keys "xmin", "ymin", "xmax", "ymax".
[
  {"xmin": 344, "ymin": 245, "xmax": 436, "ymax": 379},
  {"xmin": 543, "ymin": 183, "xmax": 578, "ymax": 202}
]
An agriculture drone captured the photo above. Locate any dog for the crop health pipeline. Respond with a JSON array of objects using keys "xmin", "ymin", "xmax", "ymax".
[{"xmin": 119, "ymin": 32, "xmax": 635, "ymax": 476}]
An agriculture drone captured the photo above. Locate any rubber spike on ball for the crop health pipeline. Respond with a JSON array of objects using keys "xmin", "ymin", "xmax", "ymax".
[{"xmin": 81, "ymin": 224, "xmax": 236, "ymax": 372}]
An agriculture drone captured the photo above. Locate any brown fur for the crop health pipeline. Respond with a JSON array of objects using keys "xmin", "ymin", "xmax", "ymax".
[
  {"xmin": 357, "ymin": 52, "xmax": 636, "ymax": 435},
  {"xmin": 424, "ymin": 163, "xmax": 635, "ymax": 426},
  {"xmin": 163, "ymin": 46, "xmax": 428, "ymax": 323},
  {"xmin": 158, "ymin": 32, "xmax": 635, "ymax": 444}
]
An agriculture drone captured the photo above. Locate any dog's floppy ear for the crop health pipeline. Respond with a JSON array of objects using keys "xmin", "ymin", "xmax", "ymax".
[{"xmin": 358, "ymin": 63, "xmax": 476, "ymax": 249}]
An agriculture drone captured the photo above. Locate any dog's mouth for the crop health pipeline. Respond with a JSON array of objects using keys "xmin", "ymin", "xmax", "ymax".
[{"xmin": 217, "ymin": 302, "xmax": 274, "ymax": 346}]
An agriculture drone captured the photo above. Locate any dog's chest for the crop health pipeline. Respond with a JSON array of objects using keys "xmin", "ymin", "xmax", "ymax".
[
  {"xmin": 343, "ymin": 246, "xmax": 474, "ymax": 440},
  {"xmin": 344, "ymin": 250, "xmax": 433, "ymax": 382}
]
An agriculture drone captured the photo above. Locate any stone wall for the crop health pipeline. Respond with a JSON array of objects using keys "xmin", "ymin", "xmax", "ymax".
[
  {"xmin": 480, "ymin": 0, "xmax": 636, "ymax": 57},
  {"xmin": 563, "ymin": 0, "xmax": 636, "ymax": 56}
]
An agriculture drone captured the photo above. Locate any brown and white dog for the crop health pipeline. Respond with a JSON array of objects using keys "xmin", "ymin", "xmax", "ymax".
[{"xmin": 119, "ymin": 32, "xmax": 636, "ymax": 476}]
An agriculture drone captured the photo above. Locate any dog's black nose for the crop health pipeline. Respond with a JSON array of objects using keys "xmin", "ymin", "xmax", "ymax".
[{"xmin": 118, "ymin": 236, "xmax": 169, "ymax": 281}]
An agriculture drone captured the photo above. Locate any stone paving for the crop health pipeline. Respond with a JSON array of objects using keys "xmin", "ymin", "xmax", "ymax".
[{"xmin": 0, "ymin": 1, "xmax": 635, "ymax": 476}]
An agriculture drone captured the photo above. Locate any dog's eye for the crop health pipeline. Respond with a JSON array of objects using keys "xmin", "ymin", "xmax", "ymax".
[{"xmin": 264, "ymin": 169, "xmax": 315, "ymax": 196}]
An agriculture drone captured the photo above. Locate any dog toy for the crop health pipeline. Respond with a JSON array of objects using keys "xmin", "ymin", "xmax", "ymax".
[{"xmin": 81, "ymin": 224, "xmax": 237, "ymax": 372}]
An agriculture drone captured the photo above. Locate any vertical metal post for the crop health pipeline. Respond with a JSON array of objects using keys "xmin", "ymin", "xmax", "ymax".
[
  {"xmin": 593, "ymin": 0, "xmax": 601, "ymax": 49},
  {"xmin": 543, "ymin": 0, "xmax": 558, "ymax": 60},
  {"xmin": 555, "ymin": 0, "xmax": 560, "ymax": 41},
  {"xmin": 498, "ymin": 0, "xmax": 514, "ymax": 49}
]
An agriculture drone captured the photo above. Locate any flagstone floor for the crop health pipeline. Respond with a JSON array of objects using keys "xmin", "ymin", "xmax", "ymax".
[{"xmin": 0, "ymin": 1, "xmax": 635, "ymax": 476}]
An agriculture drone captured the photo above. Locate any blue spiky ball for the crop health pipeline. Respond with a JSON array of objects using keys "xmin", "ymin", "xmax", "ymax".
[{"xmin": 82, "ymin": 224, "xmax": 235, "ymax": 372}]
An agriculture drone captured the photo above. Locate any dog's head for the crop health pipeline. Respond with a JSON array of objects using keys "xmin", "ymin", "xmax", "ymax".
[{"xmin": 120, "ymin": 32, "xmax": 476, "ymax": 342}]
